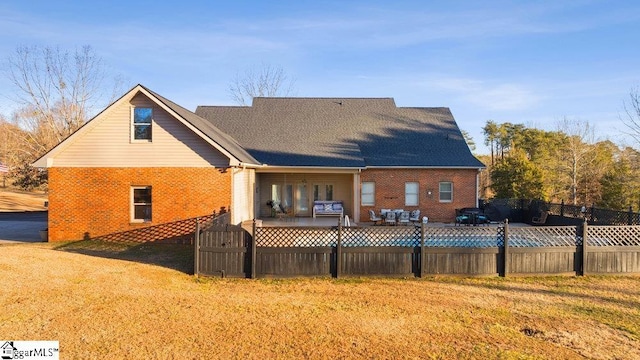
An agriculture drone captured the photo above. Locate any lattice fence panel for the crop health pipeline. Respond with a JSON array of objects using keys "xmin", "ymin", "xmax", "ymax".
[
  {"xmin": 255, "ymin": 227, "xmax": 337, "ymax": 247},
  {"xmin": 424, "ymin": 226, "xmax": 502, "ymax": 248},
  {"xmin": 341, "ymin": 227, "xmax": 421, "ymax": 247},
  {"xmin": 587, "ymin": 226, "xmax": 640, "ymax": 246},
  {"xmin": 508, "ymin": 226, "xmax": 578, "ymax": 247}
]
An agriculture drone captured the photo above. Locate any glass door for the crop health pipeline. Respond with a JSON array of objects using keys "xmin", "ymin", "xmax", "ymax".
[
  {"xmin": 295, "ymin": 183, "xmax": 309, "ymax": 216},
  {"xmin": 313, "ymin": 183, "xmax": 334, "ymax": 201}
]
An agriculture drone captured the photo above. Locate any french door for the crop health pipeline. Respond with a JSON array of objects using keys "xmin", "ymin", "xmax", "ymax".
[{"xmin": 295, "ymin": 183, "xmax": 310, "ymax": 216}]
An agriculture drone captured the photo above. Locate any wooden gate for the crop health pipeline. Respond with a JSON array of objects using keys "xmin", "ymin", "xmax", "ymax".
[{"xmin": 195, "ymin": 224, "xmax": 251, "ymax": 277}]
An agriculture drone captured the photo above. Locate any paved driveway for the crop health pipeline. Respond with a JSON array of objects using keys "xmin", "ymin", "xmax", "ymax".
[{"xmin": 0, "ymin": 211, "xmax": 48, "ymax": 244}]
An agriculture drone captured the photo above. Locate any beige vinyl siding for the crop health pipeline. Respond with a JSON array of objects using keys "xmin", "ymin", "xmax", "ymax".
[
  {"xmin": 258, "ymin": 173, "xmax": 353, "ymax": 217},
  {"xmin": 53, "ymin": 93, "xmax": 230, "ymax": 167},
  {"xmin": 232, "ymin": 167, "xmax": 255, "ymax": 224}
]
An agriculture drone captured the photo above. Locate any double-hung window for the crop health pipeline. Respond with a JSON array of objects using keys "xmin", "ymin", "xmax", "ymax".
[
  {"xmin": 132, "ymin": 186, "xmax": 152, "ymax": 222},
  {"xmin": 132, "ymin": 107, "xmax": 152, "ymax": 141},
  {"xmin": 405, "ymin": 182, "xmax": 419, "ymax": 206},
  {"xmin": 439, "ymin": 182, "xmax": 453, "ymax": 202},
  {"xmin": 361, "ymin": 182, "xmax": 375, "ymax": 206}
]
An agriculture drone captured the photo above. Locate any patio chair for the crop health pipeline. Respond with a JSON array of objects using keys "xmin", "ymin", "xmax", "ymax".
[
  {"xmin": 409, "ymin": 210, "xmax": 421, "ymax": 223},
  {"xmin": 531, "ymin": 210, "xmax": 548, "ymax": 225},
  {"xmin": 369, "ymin": 210, "xmax": 382, "ymax": 225},
  {"xmin": 384, "ymin": 210, "xmax": 396, "ymax": 225},
  {"xmin": 380, "ymin": 209, "xmax": 391, "ymax": 217},
  {"xmin": 398, "ymin": 211, "xmax": 410, "ymax": 225},
  {"xmin": 275, "ymin": 203, "xmax": 292, "ymax": 221}
]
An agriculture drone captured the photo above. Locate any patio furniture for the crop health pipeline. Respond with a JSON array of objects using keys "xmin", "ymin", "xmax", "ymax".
[
  {"xmin": 312, "ymin": 200, "xmax": 344, "ymax": 218},
  {"xmin": 369, "ymin": 210, "xmax": 383, "ymax": 225},
  {"xmin": 531, "ymin": 210, "xmax": 548, "ymax": 225},
  {"xmin": 274, "ymin": 203, "xmax": 292, "ymax": 221},
  {"xmin": 380, "ymin": 209, "xmax": 392, "ymax": 217},
  {"xmin": 398, "ymin": 211, "xmax": 410, "ymax": 225},
  {"xmin": 455, "ymin": 208, "xmax": 489, "ymax": 226},
  {"xmin": 409, "ymin": 209, "xmax": 421, "ymax": 223},
  {"xmin": 384, "ymin": 211, "xmax": 396, "ymax": 225}
]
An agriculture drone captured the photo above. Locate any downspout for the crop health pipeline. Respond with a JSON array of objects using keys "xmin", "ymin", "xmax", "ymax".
[{"xmin": 476, "ymin": 169, "xmax": 481, "ymax": 208}]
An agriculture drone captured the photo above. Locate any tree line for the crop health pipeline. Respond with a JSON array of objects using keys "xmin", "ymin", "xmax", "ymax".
[{"xmin": 479, "ymin": 120, "xmax": 640, "ymax": 211}]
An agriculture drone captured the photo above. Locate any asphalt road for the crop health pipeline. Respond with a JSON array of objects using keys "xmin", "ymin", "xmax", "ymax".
[{"xmin": 0, "ymin": 211, "xmax": 48, "ymax": 244}]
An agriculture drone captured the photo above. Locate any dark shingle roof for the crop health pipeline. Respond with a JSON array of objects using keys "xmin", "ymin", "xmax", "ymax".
[
  {"xmin": 195, "ymin": 97, "xmax": 484, "ymax": 168},
  {"xmin": 141, "ymin": 85, "xmax": 258, "ymax": 165}
]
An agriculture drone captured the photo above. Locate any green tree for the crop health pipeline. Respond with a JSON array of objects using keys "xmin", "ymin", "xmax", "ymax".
[
  {"xmin": 599, "ymin": 146, "xmax": 640, "ymax": 210},
  {"xmin": 482, "ymin": 120, "xmax": 498, "ymax": 165},
  {"xmin": 490, "ymin": 149, "xmax": 545, "ymax": 199},
  {"xmin": 461, "ymin": 130, "xmax": 476, "ymax": 153}
]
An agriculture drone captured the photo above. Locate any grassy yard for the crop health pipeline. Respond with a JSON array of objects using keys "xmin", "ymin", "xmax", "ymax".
[{"xmin": 1, "ymin": 241, "xmax": 639, "ymax": 359}]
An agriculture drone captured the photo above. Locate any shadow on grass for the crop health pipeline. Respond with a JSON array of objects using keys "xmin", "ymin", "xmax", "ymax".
[
  {"xmin": 54, "ymin": 240, "xmax": 195, "ymax": 274},
  {"xmin": 439, "ymin": 276, "xmax": 640, "ymax": 312}
]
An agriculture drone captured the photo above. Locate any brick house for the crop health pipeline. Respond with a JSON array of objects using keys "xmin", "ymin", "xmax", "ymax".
[{"xmin": 34, "ymin": 84, "xmax": 484, "ymax": 241}]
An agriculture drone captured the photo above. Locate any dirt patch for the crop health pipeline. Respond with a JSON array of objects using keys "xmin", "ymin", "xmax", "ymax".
[{"xmin": 0, "ymin": 188, "xmax": 48, "ymax": 211}]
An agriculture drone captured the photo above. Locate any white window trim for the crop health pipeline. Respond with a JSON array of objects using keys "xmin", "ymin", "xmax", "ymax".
[
  {"xmin": 405, "ymin": 182, "xmax": 419, "ymax": 206},
  {"xmin": 361, "ymin": 182, "xmax": 375, "ymax": 206},
  {"xmin": 131, "ymin": 106, "xmax": 153, "ymax": 142},
  {"xmin": 439, "ymin": 181, "xmax": 453, "ymax": 203},
  {"xmin": 131, "ymin": 186, "xmax": 152, "ymax": 223}
]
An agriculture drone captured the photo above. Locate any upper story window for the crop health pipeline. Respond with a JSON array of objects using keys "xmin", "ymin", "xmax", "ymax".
[
  {"xmin": 439, "ymin": 181, "xmax": 453, "ymax": 202},
  {"xmin": 132, "ymin": 107, "xmax": 152, "ymax": 141}
]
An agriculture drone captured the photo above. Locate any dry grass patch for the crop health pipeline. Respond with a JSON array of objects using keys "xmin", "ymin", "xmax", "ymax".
[
  {"xmin": 0, "ymin": 241, "xmax": 639, "ymax": 359},
  {"xmin": 0, "ymin": 188, "xmax": 48, "ymax": 211}
]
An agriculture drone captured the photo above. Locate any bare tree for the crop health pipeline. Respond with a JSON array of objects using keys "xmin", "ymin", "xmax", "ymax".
[
  {"xmin": 555, "ymin": 117, "xmax": 596, "ymax": 205},
  {"xmin": 5, "ymin": 45, "xmax": 123, "ymax": 159},
  {"xmin": 3, "ymin": 45, "xmax": 124, "ymax": 189},
  {"xmin": 622, "ymin": 87, "xmax": 640, "ymax": 146},
  {"xmin": 228, "ymin": 63, "xmax": 296, "ymax": 106}
]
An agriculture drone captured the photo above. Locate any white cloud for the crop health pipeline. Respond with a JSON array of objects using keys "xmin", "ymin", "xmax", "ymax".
[{"xmin": 430, "ymin": 77, "xmax": 541, "ymax": 111}]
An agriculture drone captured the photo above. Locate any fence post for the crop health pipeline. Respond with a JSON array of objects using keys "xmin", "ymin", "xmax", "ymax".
[
  {"xmin": 251, "ymin": 219, "xmax": 257, "ymax": 279},
  {"xmin": 628, "ymin": 206, "xmax": 633, "ymax": 226},
  {"xmin": 194, "ymin": 218, "xmax": 200, "ymax": 278},
  {"xmin": 560, "ymin": 200, "xmax": 565, "ymax": 217},
  {"xmin": 581, "ymin": 219, "xmax": 588, "ymax": 276},
  {"xmin": 336, "ymin": 217, "xmax": 342, "ymax": 278},
  {"xmin": 420, "ymin": 221, "xmax": 426, "ymax": 278},
  {"xmin": 502, "ymin": 219, "xmax": 509, "ymax": 277}
]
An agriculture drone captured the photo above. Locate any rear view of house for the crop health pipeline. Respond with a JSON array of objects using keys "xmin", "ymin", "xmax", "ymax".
[{"xmin": 34, "ymin": 84, "xmax": 484, "ymax": 242}]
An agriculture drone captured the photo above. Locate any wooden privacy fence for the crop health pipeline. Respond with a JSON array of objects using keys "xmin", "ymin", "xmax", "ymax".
[{"xmin": 194, "ymin": 220, "xmax": 640, "ymax": 278}]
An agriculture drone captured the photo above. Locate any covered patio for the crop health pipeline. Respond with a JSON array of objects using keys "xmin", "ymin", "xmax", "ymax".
[{"xmin": 255, "ymin": 169, "xmax": 360, "ymax": 220}]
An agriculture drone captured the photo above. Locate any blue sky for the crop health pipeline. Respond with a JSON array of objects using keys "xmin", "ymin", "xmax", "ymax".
[{"xmin": 1, "ymin": 0, "xmax": 639, "ymax": 154}]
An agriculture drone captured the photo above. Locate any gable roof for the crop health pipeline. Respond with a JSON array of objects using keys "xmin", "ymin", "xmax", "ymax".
[
  {"xmin": 196, "ymin": 98, "xmax": 484, "ymax": 168},
  {"xmin": 138, "ymin": 85, "xmax": 258, "ymax": 165},
  {"xmin": 33, "ymin": 84, "xmax": 259, "ymax": 167}
]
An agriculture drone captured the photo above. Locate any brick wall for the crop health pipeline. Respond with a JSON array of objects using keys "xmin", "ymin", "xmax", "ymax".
[
  {"xmin": 359, "ymin": 168, "xmax": 479, "ymax": 223},
  {"xmin": 48, "ymin": 167, "xmax": 231, "ymax": 241}
]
